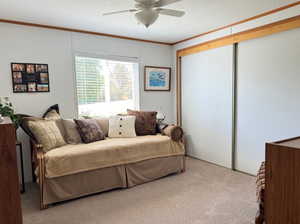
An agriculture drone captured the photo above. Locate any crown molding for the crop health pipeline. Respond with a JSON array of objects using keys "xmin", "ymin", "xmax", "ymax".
[
  {"xmin": 177, "ymin": 15, "xmax": 300, "ymax": 57},
  {"xmin": 172, "ymin": 1, "xmax": 300, "ymax": 45},
  {"xmin": 0, "ymin": 18, "xmax": 172, "ymax": 46}
]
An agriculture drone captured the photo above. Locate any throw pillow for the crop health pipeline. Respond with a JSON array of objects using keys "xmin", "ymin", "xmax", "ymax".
[
  {"xmin": 108, "ymin": 115, "xmax": 136, "ymax": 138},
  {"xmin": 42, "ymin": 104, "xmax": 60, "ymax": 118},
  {"xmin": 94, "ymin": 118, "xmax": 109, "ymax": 137},
  {"xmin": 43, "ymin": 109, "xmax": 66, "ymax": 140},
  {"xmin": 62, "ymin": 119, "xmax": 82, "ymax": 144},
  {"xmin": 74, "ymin": 119, "xmax": 105, "ymax": 143},
  {"xmin": 161, "ymin": 125, "xmax": 184, "ymax": 142},
  {"xmin": 83, "ymin": 116, "xmax": 109, "ymax": 137},
  {"xmin": 19, "ymin": 115, "xmax": 43, "ymax": 141},
  {"xmin": 27, "ymin": 120, "xmax": 67, "ymax": 152},
  {"xmin": 43, "ymin": 109, "xmax": 61, "ymax": 120},
  {"xmin": 19, "ymin": 104, "xmax": 62, "ymax": 141},
  {"xmin": 127, "ymin": 109, "xmax": 157, "ymax": 136}
]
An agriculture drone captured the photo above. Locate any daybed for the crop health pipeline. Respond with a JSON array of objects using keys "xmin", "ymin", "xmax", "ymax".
[
  {"xmin": 21, "ymin": 106, "xmax": 185, "ymax": 209},
  {"xmin": 31, "ymin": 135, "xmax": 185, "ymax": 209}
]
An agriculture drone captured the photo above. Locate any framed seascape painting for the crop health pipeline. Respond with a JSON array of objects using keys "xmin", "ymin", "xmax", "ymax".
[
  {"xmin": 144, "ymin": 66, "xmax": 171, "ymax": 91},
  {"xmin": 11, "ymin": 63, "xmax": 50, "ymax": 93}
]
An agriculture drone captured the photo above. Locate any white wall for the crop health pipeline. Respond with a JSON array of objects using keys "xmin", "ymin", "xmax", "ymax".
[{"xmin": 0, "ymin": 23, "xmax": 174, "ymax": 182}]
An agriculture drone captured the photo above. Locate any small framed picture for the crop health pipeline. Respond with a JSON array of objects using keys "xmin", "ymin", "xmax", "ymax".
[
  {"xmin": 14, "ymin": 84, "xmax": 27, "ymax": 92},
  {"xmin": 144, "ymin": 66, "xmax": 171, "ymax": 91},
  {"xmin": 12, "ymin": 63, "xmax": 25, "ymax": 72},
  {"xmin": 36, "ymin": 64, "xmax": 48, "ymax": 72},
  {"xmin": 40, "ymin": 73, "xmax": 49, "ymax": 83},
  {"xmin": 25, "ymin": 73, "xmax": 37, "ymax": 82},
  {"xmin": 26, "ymin": 64, "xmax": 35, "ymax": 74},
  {"xmin": 37, "ymin": 84, "xmax": 49, "ymax": 92},
  {"xmin": 28, "ymin": 82, "xmax": 36, "ymax": 92},
  {"xmin": 13, "ymin": 72, "xmax": 23, "ymax": 83}
]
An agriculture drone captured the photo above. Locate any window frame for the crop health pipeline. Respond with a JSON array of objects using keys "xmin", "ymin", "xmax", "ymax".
[{"xmin": 73, "ymin": 52, "xmax": 140, "ymax": 118}]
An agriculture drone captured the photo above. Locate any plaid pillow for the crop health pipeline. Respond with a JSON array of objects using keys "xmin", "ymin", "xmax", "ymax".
[{"xmin": 74, "ymin": 119, "xmax": 105, "ymax": 143}]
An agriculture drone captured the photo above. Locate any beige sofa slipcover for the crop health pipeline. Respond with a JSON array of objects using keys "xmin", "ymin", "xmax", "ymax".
[
  {"xmin": 44, "ymin": 135, "xmax": 184, "ymax": 178},
  {"xmin": 32, "ymin": 134, "xmax": 185, "ymax": 209},
  {"xmin": 43, "ymin": 156, "xmax": 185, "ymax": 205}
]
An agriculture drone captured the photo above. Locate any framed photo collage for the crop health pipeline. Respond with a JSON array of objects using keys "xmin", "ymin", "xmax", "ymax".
[{"xmin": 11, "ymin": 63, "xmax": 50, "ymax": 93}]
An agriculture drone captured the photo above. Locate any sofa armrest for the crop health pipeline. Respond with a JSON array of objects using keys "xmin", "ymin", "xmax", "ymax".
[
  {"xmin": 161, "ymin": 124, "xmax": 184, "ymax": 142},
  {"xmin": 30, "ymin": 139, "xmax": 48, "ymax": 209},
  {"xmin": 30, "ymin": 139, "xmax": 45, "ymax": 182},
  {"xmin": 31, "ymin": 139, "xmax": 44, "ymax": 163}
]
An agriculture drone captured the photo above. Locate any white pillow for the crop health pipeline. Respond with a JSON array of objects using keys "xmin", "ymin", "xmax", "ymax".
[{"xmin": 108, "ymin": 115, "xmax": 136, "ymax": 138}]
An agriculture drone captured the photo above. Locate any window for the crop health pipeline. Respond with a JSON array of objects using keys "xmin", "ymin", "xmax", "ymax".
[{"xmin": 75, "ymin": 55, "xmax": 139, "ymax": 117}]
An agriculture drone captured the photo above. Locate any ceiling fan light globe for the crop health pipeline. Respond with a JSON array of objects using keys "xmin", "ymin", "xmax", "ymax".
[{"xmin": 135, "ymin": 9, "xmax": 159, "ymax": 28}]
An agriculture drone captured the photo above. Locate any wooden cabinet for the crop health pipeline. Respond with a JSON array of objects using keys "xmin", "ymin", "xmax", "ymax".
[
  {"xmin": 0, "ymin": 117, "xmax": 22, "ymax": 224},
  {"xmin": 265, "ymin": 137, "xmax": 300, "ymax": 224}
]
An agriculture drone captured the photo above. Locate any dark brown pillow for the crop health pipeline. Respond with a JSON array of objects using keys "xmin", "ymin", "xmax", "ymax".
[
  {"xmin": 74, "ymin": 119, "xmax": 105, "ymax": 143},
  {"xmin": 127, "ymin": 109, "xmax": 157, "ymax": 136}
]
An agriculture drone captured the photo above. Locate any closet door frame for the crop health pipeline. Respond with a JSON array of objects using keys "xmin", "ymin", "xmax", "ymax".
[{"xmin": 176, "ymin": 16, "xmax": 300, "ymax": 170}]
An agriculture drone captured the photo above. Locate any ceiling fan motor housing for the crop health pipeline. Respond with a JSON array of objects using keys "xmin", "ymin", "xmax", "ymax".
[{"xmin": 135, "ymin": 9, "xmax": 159, "ymax": 28}]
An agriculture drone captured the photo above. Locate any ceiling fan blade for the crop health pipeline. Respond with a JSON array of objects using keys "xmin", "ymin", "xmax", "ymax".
[
  {"xmin": 135, "ymin": 0, "xmax": 156, "ymax": 4},
  {"xmin": 157, "ymin": 8, "xmax": 185, "ymax": 17},
  {"xmin": 103, "ymin": 9, "xmax": 137, "ymax": 16},
  {"xmin": 154, "ymin": 0, "xmax": 182, "ymax": 7}
]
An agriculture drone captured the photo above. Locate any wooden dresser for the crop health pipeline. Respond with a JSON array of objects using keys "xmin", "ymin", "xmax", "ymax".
[
  {"xmin": 265, "ymin": 137, "xmax": 300, "ymax": 224},
  {"xmin": 0, "ymin": 117, "xmax": 22, "ymax": 224}
]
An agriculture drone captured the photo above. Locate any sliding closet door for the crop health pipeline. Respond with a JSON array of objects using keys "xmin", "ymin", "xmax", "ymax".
[
  {"xmin": 236, "ymin": 28, "xmax": 300, "ymax": 175},
  {"xmin": 181, "ymin": 45, "xmax": 233, "ymax": 168}
]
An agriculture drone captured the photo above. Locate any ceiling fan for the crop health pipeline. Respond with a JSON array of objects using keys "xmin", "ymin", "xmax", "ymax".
[{"xmin": 103, "ymin": 0, "xmax": 185, "ymax": 28}]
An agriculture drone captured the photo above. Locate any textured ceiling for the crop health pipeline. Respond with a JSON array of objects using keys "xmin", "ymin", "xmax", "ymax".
[{"xmin": 0, "ymin": 0, "xmax": 296, "ymax": 43}]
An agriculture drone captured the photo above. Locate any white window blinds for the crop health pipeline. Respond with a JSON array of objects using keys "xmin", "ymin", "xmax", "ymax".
[
  {"xmin": 75, "ymin": 57, "xmax": 105, "ymax": 105},
  {"xmin": 75, "ymin": 56, "xmax": 139, "ymax": 117}
]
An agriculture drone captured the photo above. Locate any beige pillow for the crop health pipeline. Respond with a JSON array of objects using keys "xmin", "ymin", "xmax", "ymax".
[
  {"xmin": 44, "ymin": 110, "xmax": 61, "ymax": 120},
  {"xmin": 44, "ymin": 109, "xmax": 66, "ymax": 141},
  {"xmin": 85, "ymin": 116, "xmax": 109, "ymax": 137},
  {"xmin": 28, "ymin": 120, "xmax": 66, "ymax": 152},
  {"xmin": 108, "ymin": 116, "xmax": 136, "ymax": 138},
  {"xmin": 94, "ymin": 118, "xmax": 109, "ymax": 137},
  {"xmin": 62, "ymin": 119, "xmax": 82, "ymax": 144}
]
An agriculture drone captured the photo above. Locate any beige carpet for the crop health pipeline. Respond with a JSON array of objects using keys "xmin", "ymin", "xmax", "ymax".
[{"xmin": 22, "ymin": 157, "xmax": 257, "ymax": 224}]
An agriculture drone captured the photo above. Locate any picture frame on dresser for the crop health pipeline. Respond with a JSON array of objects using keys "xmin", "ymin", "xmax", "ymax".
[{"xmin": 11, "ymin": 62, "xmax": 50, "ymax": 93}]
